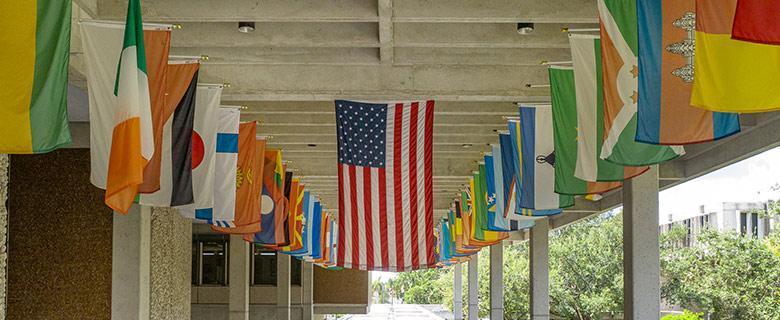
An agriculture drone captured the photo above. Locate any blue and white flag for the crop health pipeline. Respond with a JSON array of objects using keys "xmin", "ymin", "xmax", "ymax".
[
  {"xmin": 211, "ymin": 106, "xmax": 240, "ymax": 226},
  {"xmin": 486, "ymin": 149, "xmax": 510, "ymax": 231},
  {"xmin": 514, "ymin": 105, "xmax": 574, "ymax": 211}
]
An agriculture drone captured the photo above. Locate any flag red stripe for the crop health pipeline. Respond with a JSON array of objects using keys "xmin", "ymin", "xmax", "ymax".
[
  {"xmin": 424, "ymin": 101, "xmax": 436, "ymax": 265},
  {"xmin": 363, "ymin": 166, "xmax": 374, "ymax": 270},
  {"xmin": 337, "ymin": 164, "xmax": 345, "ymax": 267},
  {"xmin": 393, "ymin": 103, "xmax": 405, "ymax": 270},
  {"xmin": 378, "ymin": 168, "xmax": 389, "ymax": 269},
  {"xmin": 408, "ymin": 102, "xmax": 420, "ymax": 268},
  {"xmin": 349, "ymin": 165, "xmax": 360, "ymax": 267}
]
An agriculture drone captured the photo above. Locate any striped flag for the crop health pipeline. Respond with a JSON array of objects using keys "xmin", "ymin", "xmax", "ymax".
[
  {"xmin": 598, "ymin": 0, "xmax": 685, "ymax": 166},
  {"xmin": 0, "ymin": 0, "xmax": 72, "ymax": 154},
  {"xmin": 212, "ymin": 107, "xmax": 240, "ymax": 227},
  {"xmin": 486, "ymin": 148, "xmax": 510, "ymax": 231},
  {"xmin": 513, "ymin": 106, "xmax": 575, "ymax": 211},
  {"xmin": 636, "ymin": 0, "xmax": 740, "ymax": 145},
  {"xmin": 334, "ymin": 100, "xmax": 435, "ymax": 272}
]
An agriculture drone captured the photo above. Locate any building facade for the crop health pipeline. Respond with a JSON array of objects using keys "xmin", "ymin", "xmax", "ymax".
[{"xmin": 660, "ymin": 202, "xmax": 779, "ymax": 246}]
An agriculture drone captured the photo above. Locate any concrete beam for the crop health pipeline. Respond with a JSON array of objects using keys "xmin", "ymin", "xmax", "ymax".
[
  {"xmin": 453, "ymin": 264, "xmax": 464, "ymax": 320},
  {"xmin": 529, "ymin": 218, "xmax": 549, "ymax": 320},
  {"xmin": 489, "ymin": 244, "xmax": 504, "ymax": 320},
  {"xmin": 172, "ymin": 47, "xmax": 380, "ymax": 66},
  {"xmin": 393, "ymin": 0, "xmax": 598, "ymax": 23},
  {"xmin": 623, "ymin": 166, "xmax": 660, "ymax": 319},
  {"xmin": 228, "ymin": 235, "xmax": 250, "ymax": 320},
  {"xmin": 395, "ymin": 23, "xmax": 594, "ymax": 49},
  {"xmin": 112, "ymin": 205, "xmax": 151, "ymax": 320},
  {"xmin": 467, "ymin": 254, "xmax": 479, "ymax": 320},
  {"xmin": 378, "ymin": 0, "xmax": 394, "ymax": 64},
  {"xmin": 170, "ymin": 22, "xmax": 378, "ymax": 48},
  {"xmin": 97, "ymin": 0, "xmax": 379, "ymax": 22}
]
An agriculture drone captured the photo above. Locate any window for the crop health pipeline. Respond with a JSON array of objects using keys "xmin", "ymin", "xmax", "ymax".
[
  {"xmin": 740, "ymin": 212, "xmax": 748, "ymax": 235},
  {"xmin": 253, "ymin": 245, "xmax": 277, "ymax": 285},
  {"xmin": 192, "ymin": 235, "xmax": 229, "ymax": 286},
  {"xmin": 751, "ymin": 212, "xmax": 759, "ymax": 237}
]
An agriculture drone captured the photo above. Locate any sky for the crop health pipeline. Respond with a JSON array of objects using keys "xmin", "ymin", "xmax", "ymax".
[{"xmin": 659, "ymin": 145, "xmax": 780, "ymax": 222}]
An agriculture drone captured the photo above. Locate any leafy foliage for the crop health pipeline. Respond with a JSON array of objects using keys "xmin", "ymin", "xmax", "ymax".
[{"xmin": 660, "ymin": 310, "xmax": 704, "ymax": 320}]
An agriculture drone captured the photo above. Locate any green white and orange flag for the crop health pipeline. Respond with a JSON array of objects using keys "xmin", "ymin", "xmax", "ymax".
[
  {"xmin": 103, "ymin": 0, "xmax": 156, "ymax": 213},
  {"xmin": 597, "ymin": 0, "xmax": 684, "ymax": 167},
  {"xmin": 0, "ymin": 0, "xmax": 72, "ymax": 153}
]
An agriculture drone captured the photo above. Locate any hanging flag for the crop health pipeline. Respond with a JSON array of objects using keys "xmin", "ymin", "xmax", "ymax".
[
  {"xmin": 464, "ymin": 186, "xmax": 507, "ymax": 245},
  {"xmin": 0, "ymin": 0, "xmax": 72, "ymax": 153},
  {"xmin": 731, "ymin": 0, "xmax": 780, "ymax": 45},
  {"xmin": 487, "ymin": 149, "xmax": 510, "ymax": 231},
  {"xmin": 250, "ymin": 150, "xmax": 288, "ymax": 246},
  {"xmin": 279, "ymin": 171, "xmax": 294, "ymax": 247},
  {"xmin": 334, "ymin": 100, "xmax": 436, "ymax": 272},
  {"xmin": 514, "ymin": 106, "xmax": 575, "ymax": 210},
  {"xmin": 81, "ymin": 21, "xmax": 170, "ymax": 193},
  {"xmin": 550, "ymin": 66, "xmax": 624, "ymax": 196},
  {"xmin": 498, "ymin": 133, "xmax": 540, "ymax": 230},
  {"xmin": 635, "ymin": 0, "xmax": 740, "ymax": 145},
  {"xmin": 103, "ymin": 0, "xmax": 159, "ymax": 213},
  {"xmin": 138, "ymin": 62, "xmax": 199, "ymax": 206},
  {"xmin": 597, "ymin": 0, "xmax": 685, "ymax": 166},
  {"xmin": 569, "ymin": 34, "xmax": 648, "ymax": 183},
  {"xmin": 211, "ymin": 107, "xmax": 240, "ymax": 226},
  {"xmin": 309, "ymin": 200, "xmax": 323, "ymax": 260},
  {"xmin": 690, "ymin": 0, "xmax": 780, "ymax": 113},
  {"xmin": 281, "ymin": 182, "xmax": 305, "ymax": 252},
  {"xmin": 178, "ymin": 84, "xmax": 222, "ymax": 221},
  {"xmin": 289, "ymin": 191, "xmax": 313, "ymax": 257},
  {"xmin": 212, "ymin": 122, "xmax": 263, "ymax": 234}
]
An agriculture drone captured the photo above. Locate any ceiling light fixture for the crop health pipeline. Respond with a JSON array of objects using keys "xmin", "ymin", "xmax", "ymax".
[
  {"xmin": 462, "ymin": 143, "xmax": 473, "ymax": 148},
  {"xmin": 238, "ymin": 21, "xmax": 255, "ymax": 33},
  {"xmin": 517, "ymin": 22, "xmax": 535, "ymax": 35},
  {"xmin": 307, "ymin": 144, "xmax": 318, "ymax": 148}
]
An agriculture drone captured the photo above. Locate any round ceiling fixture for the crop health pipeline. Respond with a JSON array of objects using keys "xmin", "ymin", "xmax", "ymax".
[
  {"xmin": 517, "ymin": 22, "xmax": 535, "ymax": 35},
  {"xmin": 461, "ymin": 143, "xmax": 473, "ymax": 148},
  {"xmin": 307, "ymin": 144, "xmax": 317, "ymax": 148},
  {"xmin": 238, "ymin": 21, "xmax": 255, "ymax": 33}
]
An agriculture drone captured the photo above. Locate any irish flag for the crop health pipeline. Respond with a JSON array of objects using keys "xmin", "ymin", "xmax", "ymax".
[
  {"xmin": 597, "ymin": 0, "xmax": 684, "ymax": 167},
  {"xmin": 102, "ymin": 0, "xmax": 155, "ymax": 213},
  {"xmin": 0, "ymin": 0, "xmax": 72, "ymax": 153}
]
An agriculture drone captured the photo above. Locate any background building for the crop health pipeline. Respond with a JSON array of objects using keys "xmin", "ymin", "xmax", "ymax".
[{"xmin": 660, "ymin": 202, "xmax": 779, "ymax": 246}]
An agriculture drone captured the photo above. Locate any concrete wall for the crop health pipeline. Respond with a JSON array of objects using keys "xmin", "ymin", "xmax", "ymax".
[
  {"xmin": 313, "ymin": 267, "xmax": 369, "ymax": 305},
  {"xmin": 7, "ymin": 150, "xmax": 112, "ymax": 320}
]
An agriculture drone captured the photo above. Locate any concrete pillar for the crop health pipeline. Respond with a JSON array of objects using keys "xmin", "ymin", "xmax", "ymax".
[
  {"xmin": 229, "ymin": 235, "xmax": 250, "ymax": 320},
  {"xmin": 0, "ymin": 154, "xmax": 8, "ymax": 319},
  {"xmin": 112, "ymin": 205, "xmax": 151, "ymax": 320},
  {"xmin": 623, "ymin": 165, "xmax": 660, "ymax": 320},
  {"xmin": 150, "ymin": 207, "xmax": 192, "ymax": 320},
  {"xmin": 467, "ymin": 253, "xmax": 479, "ymax": 320},
  {"xmin": 277, "ymin": 253, "xmax": 291, "ymax": 320},
  {"xmin": 301, "ymin": 261, "xmax": 314, "ymax": 320},
  {"xmin": 453, "ymin": 264, "xmax": 464, "ymax": 320},
  {"xmin": 489, "ymin": 243, "xmax": 504, "ymax": 320},
  {"xmin": 529, "ymin": 218, "xmax": 549, "ymax": 320}
]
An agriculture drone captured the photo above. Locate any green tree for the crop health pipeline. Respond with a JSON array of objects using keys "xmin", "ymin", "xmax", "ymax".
[{"xmin": 661, "ymin": 229, "xmax": 780, "ymax": 319}]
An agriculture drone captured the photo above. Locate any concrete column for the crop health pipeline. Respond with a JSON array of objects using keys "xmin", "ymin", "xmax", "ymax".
[
  {"xmin": 150, "ymin": 207, "xmax": 192, "ymax": 320},
  {"xmin": 112, "ymin": 205, "xmax": 152, "ymax": 320},
  {"xmin": 453, "ymin": 264, "xmax": 464, "ymax": 320},
  {"xmin": 623, "ymin": 165, "xmax": 660, "ymax": 320},
  {"xmin": 301, "ymin": 261, "xmax": 314, "ymax": 320},
  {"xmin": 229, "ymin": 235, "xmax": 250, "ymax": 320},
  {"xmin": 529, "ymin": 217, "xmax": 549, "ymax": 320},
  {"xmin": 0, "ymin": 154, "xmax": 8, "ymax": 319},
  {"xmin": 277, "ymin": 253, "xmax": 291, "ymax": 320},
  {"xmin": 467, "ymin": 253, "xmax": 479, "ymax": 320},
  {"xmin": 489, "ymin": 243, "xmax": 504, "ymax": 320}
]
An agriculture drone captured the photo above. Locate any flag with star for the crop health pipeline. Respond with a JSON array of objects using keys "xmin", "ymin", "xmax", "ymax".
[
  {"xmin": 549, "ymin": 65, "xmax": 645, "ymax": 195},
  {"xmin": 334, "ymin": 100, "xmax": 436, "ymax": 272},
  {"xmin": 597, "ymin": 0, "xmax": 684, "ymax": 166}
]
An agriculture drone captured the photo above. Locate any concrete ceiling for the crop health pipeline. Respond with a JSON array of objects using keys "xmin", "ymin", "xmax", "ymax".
[{"xmin": 69, "ymin": 0, "xmax": 603, "ymax": 217}]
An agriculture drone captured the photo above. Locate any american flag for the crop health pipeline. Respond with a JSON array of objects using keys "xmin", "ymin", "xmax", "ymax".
[{"xmin": 335, "ymin": 100, "xmax": 435, "ymax": 271}]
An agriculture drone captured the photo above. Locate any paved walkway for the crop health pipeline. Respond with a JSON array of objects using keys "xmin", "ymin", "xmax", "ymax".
[{"xmin": 341, "ymin": 304, "xmax": 452, "ymax": 320}]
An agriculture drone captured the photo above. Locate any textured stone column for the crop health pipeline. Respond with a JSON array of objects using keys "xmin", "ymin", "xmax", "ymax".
[
  {"xmin": 150, "ymin": 207, "xmax": 192, "ymax": 320},
  {"xmin": 623, "ymin": 166, "xmax": 660, "ymax": 320},
  {"xmin": 112, "ymin": 205, "xmax": 152, "ymax": 320},
  {"xmin": 277, "ymin": 253, "xmax": 291, "ymax": 320},
  {"xmin": 229, "ymin": 235, "xmax": 250, "ymax": 320},
  {"xmin": 453, "ymin": 263, "xmax": 463, "ymax": 320},
  {"xmin": 0, "ymin": 154, "xmax": 8, "ymax": 319},
  {"xmin": 467, "ymin": 253, "xmax": 479, "ymax": 320},
  {"xmin": 489, "ymin": 243, "xmax": 503, "ymax": 320},
  {"xmin": 301, "ymin": 261, "xmax": 314, "ymax": 320},
  {"xmin": 530, "ymin": 218, "xmax": 549, "ymax": 320}
]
